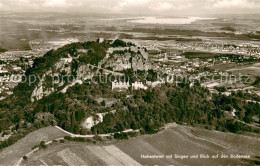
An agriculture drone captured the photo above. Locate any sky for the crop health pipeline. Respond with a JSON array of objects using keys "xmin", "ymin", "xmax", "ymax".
[{"xmin": 0, "ymin": 0, "xmax": 260, "ymax": 15}]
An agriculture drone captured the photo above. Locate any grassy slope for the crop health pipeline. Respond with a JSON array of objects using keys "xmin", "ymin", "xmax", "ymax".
[
  {"xmin": 116, "ymin": 124, "xmax": 255, "ymax": 166},
  {"xmin": 0, "ymin": 126, "xmax": 67, "ymax": 166}
]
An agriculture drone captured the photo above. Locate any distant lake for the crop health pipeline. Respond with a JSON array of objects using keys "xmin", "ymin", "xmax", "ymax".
[{"xmin": 127, "ymin": 17, "xmax": 216, "ymax": 25}]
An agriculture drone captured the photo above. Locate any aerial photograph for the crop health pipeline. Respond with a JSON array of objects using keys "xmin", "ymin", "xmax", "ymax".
[{"xmin": 0, "ymin": 0, "xmax": 259, "ymax": 165}]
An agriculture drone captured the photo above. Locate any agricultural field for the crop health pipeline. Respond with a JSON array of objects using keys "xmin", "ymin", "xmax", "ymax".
[
  {"xmin": 227, "ymin": 63, "xmax": 260, "ymax": 76},
  {"xmin": 14, "ymin": 124, "xmax": 260, "ymax": 166},
  {"xmin": 183, "ymin": 52, "xmax": 218, "ymax": 59},
  {"xmin": 211, "ymin": 62, "xmax": 260, "ymax": 78},
  {"xmin": 0, "ymin": 126, "xmax": 67, "ymax": 166}
]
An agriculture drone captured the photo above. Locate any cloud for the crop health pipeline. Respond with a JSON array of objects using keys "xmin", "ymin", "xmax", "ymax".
[
  {"xmin": 17, "ymin": 0, "xmax": 39, "ymax": 7},
  {"xmin": 149, "ymin": 2, "xmax": 173, "ymax": 11},
  {"xmin": 211, "ymin": 0, "xmax": 259, "ymax": 9},
  {"xmin": 42, "ymin": 0, "xmax": 81, "ymax": 8},
  {"xmin": 110, "ymin": 0, "xmax": 150, "ymax": 11},
  {"xmin": 120, "ymin": 0, "xmax": 150, "ymax": 6},
  {"xmin": 0, "ymin": 0, "xmax": 259, "ymax": 14},
  {"xmin": 0, "ymin": 0, "xmax": 82, "ymax": 10},
  {"xmin": 149, "ymin": 1, "xmax": 192, "ymax": 11}
]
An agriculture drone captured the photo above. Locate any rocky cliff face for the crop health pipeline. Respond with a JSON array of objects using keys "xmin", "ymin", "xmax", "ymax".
[
  {"xmin": 104, "ymin": 47, "xmax": 152, "ymax": 71},
  {"xmin": 31, "ymin": 74, "xmax": 54, "ymax": 102},
  {"xmin": 30, "ymin": 54, "xmax": 97, "ymax": 102}
]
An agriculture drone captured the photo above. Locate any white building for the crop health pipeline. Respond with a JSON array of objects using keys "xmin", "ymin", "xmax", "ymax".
[
  {"xmin": 98, "ymin": 38, "xmax": 104, "ymax": 43},
  {"xmin": 146, "ymin": 80, "xmax": 164, "ymax": 88},
  {"xmin": 112, "ymin": 81, "xmax": 130, "ymax": 90},
  {"xmin": 132, "ymin": 82, "xmax": 147, "ymax": 90}
]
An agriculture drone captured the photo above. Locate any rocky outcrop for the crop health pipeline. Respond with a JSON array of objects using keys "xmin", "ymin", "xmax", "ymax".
[
  {"xmin": 104, "ymin": 48, "xmax": 151, "ymax": 71},
  {"xmin": 30, "ymin": 55, "xmax": 97, "ymax": 102}
]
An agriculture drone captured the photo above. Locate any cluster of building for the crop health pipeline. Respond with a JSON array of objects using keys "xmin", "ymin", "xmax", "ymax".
[
  {"xmin": 112, "ymin": 81, "xmax": 148, "ymax": 91},
  {"xmin": 0, "ymin": 50, "xmax": 40, "ymax": 61},
  {"xmin": 0, "ymin": 51, "xmax": 37, "ymax": 99},
  {"xmin": 0, "ymin": 63, "xmax": 23, "ymax": 99},
  {"xmin": 0, "ymin": 73, "xmax": 25, "ymax": 100},
  {"xmin": 169, "ymin": 42, "xmax": 260, "ymax": 57}
]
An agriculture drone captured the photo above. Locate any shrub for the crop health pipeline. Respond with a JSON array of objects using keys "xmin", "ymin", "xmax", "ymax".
[
  {"xmin": 39, "ymin": 141, "xmax": 47, "ymax": 149},
  {"xmin": 127, "ymin": 132, "xmax": 138, "ymax": 138},
  {"xmin": 93, "ymin": 135, "xmax": 102, "ymax": 142},
  {"xmin": 106, "ymin": 136, "xmax": 112, "ymax": 140},
  {"xmin": 64, "ymin": 136, "xmax": 73, "ymax": 141},
  {"xmin": 74, "ymin": 137, "xmax": 86, "ymax": 142},
  {"xmin": 114, "ymin": 132, "xmax": 128, "ymax": 140}
]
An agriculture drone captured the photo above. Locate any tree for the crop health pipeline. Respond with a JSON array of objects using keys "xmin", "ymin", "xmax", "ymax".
[
  {"xmin": 101, "ymin": 100, "xmax": 106, "ymax": 106},
  {"xmin": 39, "ymin": 141, "xmax": 47, "ymax": 149}
]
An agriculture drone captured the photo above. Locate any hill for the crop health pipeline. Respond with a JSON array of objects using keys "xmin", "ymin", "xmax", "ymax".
[{"xmin": 0, "ymin": 39, "xmax": 259, "ymax": 152}]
